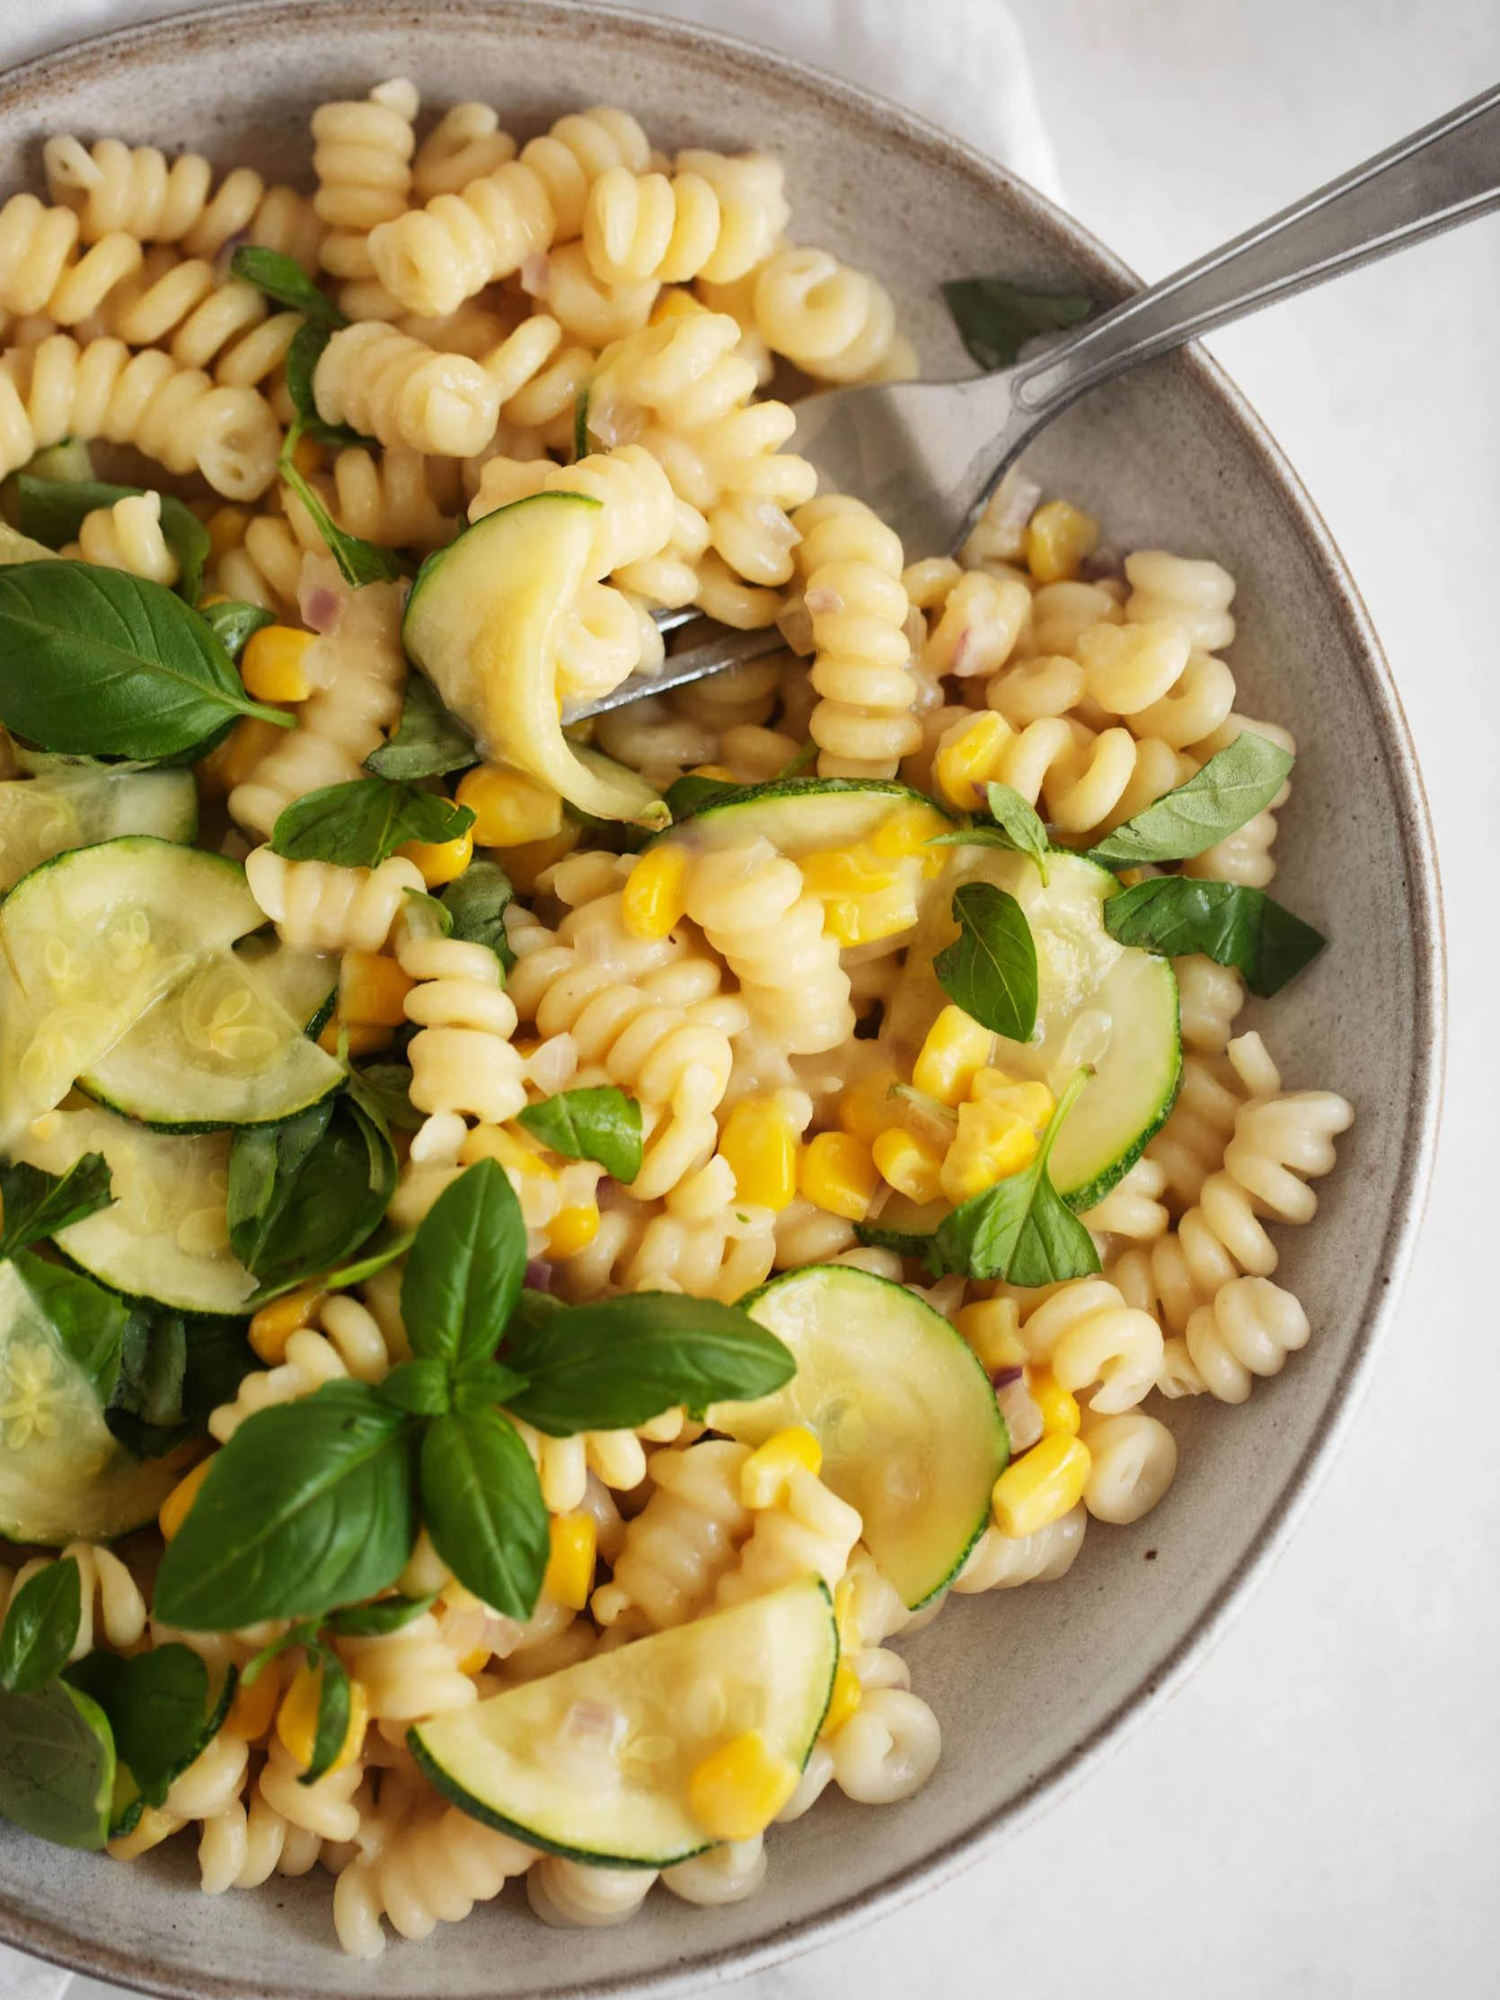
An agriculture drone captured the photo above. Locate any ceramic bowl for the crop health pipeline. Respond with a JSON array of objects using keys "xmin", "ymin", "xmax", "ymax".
[{"xmin": 0, "ymin": 3, "xmax": 1443, "ymax": 1994}]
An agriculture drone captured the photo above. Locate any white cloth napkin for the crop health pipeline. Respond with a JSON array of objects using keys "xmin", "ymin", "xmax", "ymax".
[{"xmin": 0, "ymin": 2, "xmax": 1054, "ymax": 1994}]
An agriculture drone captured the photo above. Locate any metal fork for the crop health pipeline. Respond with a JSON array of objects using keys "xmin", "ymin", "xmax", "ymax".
[{"xmin": 566, "ymin": 80, "xmax": 1500, "ymax": 724}]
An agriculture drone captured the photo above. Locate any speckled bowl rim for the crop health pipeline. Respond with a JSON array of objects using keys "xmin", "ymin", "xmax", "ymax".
[{"xmin": 0, "ymin": 3, "xmax": 1446, "ymax": 1995}]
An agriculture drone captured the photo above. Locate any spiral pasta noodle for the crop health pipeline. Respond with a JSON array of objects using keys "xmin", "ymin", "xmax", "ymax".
[
  {"xmin": 313, "ymin": 80, "xmax": 419, "ymax": 297},
  {"xmin": 793, "ymin": 493, "xmax": 921, "ymax": 777},
  {"xmin": 245, "ymin": 851, "xmax": 425, "ymax": 954},
  {"xmin": 1179, "ymin": 1275, "xmax": 1311, "ymax": 1404},
  {"xmin": 66, "ymin": 491, "xmax": 178, "ymax": 586},
  {"xmin": 0, "ymin": 1542, "xmax": 147, "ymax": 1659},
  {"xmin": 209, "ymin": 1293, "xmax": 403, "ymax": 1443},
  {"xmin": 1081, "ymin": 1411, "xmax": 1178, "ymax": 1521},
  {"xmin": 583, "ymin": 150, "xmax": 786, "ymax": 286},
  {"xmin": 952, "ymin": 1507, "xmax": 1088, "ymax": 1593},
  {"xmin": 395, "ymin": 920, "xmax": 528, "ymax": 1163},
  {"xmin": 334, "ymin": 1798, "xmax": 534, "ymax": 1957},
  {"xmin": 716, "ymin": 1464, "xmax": 862, "ymax": 1605},
  {"xmin": 314, "ymin": 321, "xmax": 501, "ymax": 458},
  {"xmin": 753, "ymin": 245, "xmax": 912, "ymax": 383},
  {"xmin": 0, "ymin": 195, "xmax": 143, "ymax": 326},
  {"xmin": 412, "ymin": 103, "xmax": 517, "ymax": 201},
  {"xmin": 590, "ymin": 1440, "xmax": 752, "ymax": 1634}
]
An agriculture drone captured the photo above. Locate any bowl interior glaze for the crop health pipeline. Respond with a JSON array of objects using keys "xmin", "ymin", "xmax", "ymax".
[{"xmin": 0, "ymin": 5, "xmax": 1442, "ymax": 1996}]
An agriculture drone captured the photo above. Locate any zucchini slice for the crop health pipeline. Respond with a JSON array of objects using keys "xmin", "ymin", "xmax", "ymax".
[
  {"xmin": 716, "ymin": 1266, "xmax": 1006, "ymax": 1607},
  {"xmin": 12, "ymin": 1104, "xmax": 256, "ymax": 1316},
  {"xmin": 234, "ymin": 936, "xmax": 338, "ymax": 1036},
  {"xmin": 0, "ymin": 1258, "xmax": 184, "ymax": 1545},
  {"xmin": 413, "ymin": 1579, "xmax": 837, "ymax": 1867},
  {"xmin": 0, "ymin": 770, "xmax": 197, "ymax": 892},
  {"xmin": 881, "ymin": 846, "xmax": 1181, "ymax": 1209},
  {"xmin": 655, "ymin": 776, "xmax": 953, "ymax": 856}
]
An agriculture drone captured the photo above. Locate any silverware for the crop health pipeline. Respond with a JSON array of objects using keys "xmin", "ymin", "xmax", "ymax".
[{"xmin": 565, "ymin": 80, "xmax": 1500, "ymax": 724}]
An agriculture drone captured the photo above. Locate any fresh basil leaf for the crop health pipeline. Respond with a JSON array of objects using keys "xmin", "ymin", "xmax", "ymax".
[
  {"xmin": 365, "ymin": 673, "xmax": 479, "ymax": 780},
  {"xmin": 933, "ymin": 880, "xmax": 1038, "ymax": 1041},
  {"xmin": 378, "ymin": 1358, "xmax": 453, "ymax": 1418},
  {"xmin": 322, "ymin": 1226, "xmax": 416, "ymax": 1287},
  {"xmin": 0, "ymin": 1679, "xmax": 115, "ymax": 1848},
  {"xmin": 930, "ymin": 1068, "xmax": 1101, "ymax": 1284},
  {"xmin": 282, "ymin": 324, "xmax": 373, "ymax": 449},
  {"xmin": 270, "ymin": 776, "xmax": 472, "ymax": 868},
  {"xmin": 1101, "ymin": 875, "xmax": 1327, "ymax": 997},
  {"xmin": 401, "ymin": 1159, "xmax": 526, "ymax": 1371},
  {"xmin": 0, "ymin": 563, "xmax": 290, "ymax": 758},
  {"xmin": 451, "ymin": 1357, "xmax": 528, "ymax": 1416},
  {"xmin": 9, "ymin": 1252, "xmax": 130, "ymax": 1406},
  {"xmin": 231, "ymin": 246, "xmax": 346, "ymax": 330},
  {"xmin": 1087, "ymin": 734, "xmax": 1295, "ymax": 868},
  {"xmin": 419, "ymin": 1408, "xmax": 548, "ymax": 1622},
  {"xmin": 504, "ymin": 1293, "xmax": 796, "ymax": 1435},
  {"xmin": 0, "ymin": 1559, "xmax": 81, "ymax": 1695},
  {"xmin": 664, "ymin": 772, "xmax": 742, "ymax": 820},
  {"xmin": 237, "ymin": 1620, "xmax": 319, "ymax": 1690},
  {"xmin": 517, "ymin": 1086, "xmax": 643, "ymax": 1182},
  {"xmin": 200, "ymin": 598, "xmax": 275, "ymax": 663},
  {"xmin": 942, "ymin": 276, "xmax": 1093, "ymax": 372},
  {"xmin": 325, "ymin": 1593, "xmax": 436, "ymax": 1638},
  {"xmin": 439, "ymin": 859, "xmax": 514, "ymax": 972},
  {"xmin": 279, "ymin": 427, "xmax": 402, "ymax": 588},
  {"xmin": 347, "ymin": 1062, "xmax": 422, "ymax": 1134},
  {"xmin": 0, "ymin": 1153, "xmax": 114, "ymax": 1259},
  {"xmin": 299, "ymin": 1647, "xmax": 351, "ymax": 1787},
  {"xmin": 926, "ymin": 782, "xmax": 1051, "ymax": 885},
  {"xmin": 18, "ymin": 477, "xmax": 212, "ymax": 605},
  {"xmin": 229, "ymin": 1096, "xmax": 396, "ymax": 1295},
  {"xmin": 154, "ymin": 1381, "xmax": 416, "ymax": 1629},
  {"xmin": 104, "ymin": 1308, "xmax": 189, "ymax": 1459},
  {"xmin": 66, "ymin": 1645, "xmax": 217, "ymax": 1808}
]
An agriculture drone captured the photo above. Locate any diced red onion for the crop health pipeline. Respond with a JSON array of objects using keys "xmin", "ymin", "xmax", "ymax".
[
  {"xmin": 299, "ymin": 581, "xmax": 342, "ymax": 634},
  {"xmin": 519, "ymin": 253, "xmax": 550, "ymax": 298},
  {"xmin": 1080, "ymin": 547, "xmax": 1125, "ymax": 583},
  {"xmin": 804, "ymin": 584, "xmax": 844, "ymax": 616},
  {"xmin": 524, "ymin": 1258, "xmax": 553, "ymax": 1293},
  {"xmin": 991, "ymin": 1365, "xmax": 1023, "ymax": 1388}
]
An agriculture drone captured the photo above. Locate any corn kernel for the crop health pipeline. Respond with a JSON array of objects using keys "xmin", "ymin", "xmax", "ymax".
[
  {"xmin": 1027, "ymin": 1367, "xmax": 1081, "ymax": 1437},
  {"xmin": 688, "ymin": 1730, "xmax": 799, "ymax": 1841},
  {"xmin": 397, "ymin": 825, "xmax": 473, "ymax": 888},
  {"xmin": 972, "ymin": 1070, "xmax": 1056, "ymax": 1129},
  {"xmin": 934, "ymin": 711, "xmax": 1010, "ymax": 810},
  {"xmin": 197, "ymin": 714, "xmax": 287, "ymax": 795},
  {"xmin": 456, "ymin": 764, "xmax": 564, "ymax": 847},
  {"xmin": 241, "ymin": 624, "xmax": 317, "ymax": 704},
  {"xmin": 940, "ymin": 1099, "xmax": 1040, "ymax": 1204},
  {"xmin": 158, "ymin": 1455, "xmax": 214, "ymax": 1542},
  {"xmin": 799, "ymin": 1130, "xmax": 879, "ymax": 1223},
  {"xmin": 621, "ymin": 845, "xmax": 689, "ymax": 941},
  {"xmin": 914, "ymin": 1005, "xmax": 995, "ymax": 1108},
  {"xmin": 872, "ymin": 1126, "xmax": 944, "ymax": 1205},
  {"xmin": 821, "ymin": 1658, "xmax": 863, "ymax": 1738},
  {"xmin": 249, "ymin": 1287, "xmax": 326, "ymax": 1365},
  {"xmin": 833, "ymin": 1576, "xmax": 859, "ymax": 1647},
  {"xmin": 838, "ymin": 1067, "xmax": 905, "ymax": 1146},
  {"xmin": 338, "ymin": 950, "xmax": 415, "ymax": 1028},
  {"xmin": 543, "ymin": 1513, "xmax": 598, "ymax": 1610},
  {"xmin": 276, "ymin": 1660, "xmax": 369, "ymax": 1776},
  {"xmin": 205, "ymin": 506, "xmax": 247, "ymax": 560},
  {"xmin": 956, "ymin": 1300, "xmax": 1027, "ymax": 1375},
  {"xmin": 991, "ymin": 1434, "xmax": 1092, "ymax": 1537},
  {"xmin": 1025, "ymin": 499, "xmax": 1099, "ymax": 585},
  {"xmin": 799, "ymin": 847, "xmax": 903, "ymax": 900},
  {"xmin": 719, "ymin": 1098, "xmax": 801, "ymax": 1211},
  {"xmin": 456, "ymin": 1643, "xmax": 490, "ymax": 1674},
  {"xmin": 869, "ymin": 802, "xmax": 952, "ymax": 863},
  {"xmin": 547, "ymin": 1203, "xmax": 600, "ymax": 1259},
  {"xmin": 226, "ymin": 1660, "xmax": 281, "ymax": 1742},
  {"xmin": 458, "ymin": 1123, "xmax": 558, "ymax": 1180},
  {"xmin": 108, "ymin": 1805, "xmax": 183, "ymax": 1861},
  {"xmin": 688, "ymin": 763, "xmax": 737, "ymax": 781},
  {"xmin": 651, "ymin": 287, "xmax": 708, "ymax": 325},
  {"xmin": 741, "ymin": 1425, "xmax": 822, "ymax": 1508},
  {"xmin": 317, "ymin": 1017, "xmax": 392, "ymax": 1059}
]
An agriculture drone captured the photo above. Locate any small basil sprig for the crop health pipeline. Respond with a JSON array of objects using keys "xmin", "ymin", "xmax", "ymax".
[
  {"xmin": 0, "ymin": 1560, "xmax": 81, "ymax": 1695},
  {"xmin": 348, "ymin": 1061, "xmax": 422, "ymax": 1134},
  {"xmin": 269, "ymin": 776, "xmax": 473, "ymax": 868},
  {"xmin": 930, "ymin": 1068, "xmax": 1100, "ymax": 1284},
  {"xmin": 105, "ymin": 1310, "xmax": 256, "ymax": 1461},
  {"xmin": 201, "ymin": 598, "xmax": 275, "ymax": 663},
  {"xmin": 934, "ymin": 880, "xmax": 1038, "ymax": 1041},
  {"xmin": 227, "ymin": 1095, "xmax": 397, "ymax": 1299},
  {"xmin": 67, "ymin": 1644, "xmax": 233, "ymax": 1814},
  {"xmin": 279, "ymin": 426, "xmax": 404, "ymax": 588},
  {"xmin": 9, "ymin": 1252, "xmax": 132, "ymax": 1407},
  {"xmin": 0, "ymin": 1154, "xmax": 114, "ymax": 1259},
  {"xmin": 942, "ymin": 276, "xmax": 1092, "ymax": 371},
  {"xmin": 1087, "ymin": 733, "xmax": 1294, "ymax": 868},
  {"xmin": 0, "ymin": 1676, "xmax": 115, "ymax": 1849},
  {"xmin": 230, "ymin": 246, "xmax": 346, "ymax": 330},
  {"xmin": 0, "ymin": 564, "xmax": 291, "ymax": 759},
  {"xmin": 365, "ymin": 673, "xmax": 478, "ymax": 781},
  {"xmin": 518, "ymin": 1086, "xmax": 643, "ymax": 1182},
  {"xmin": 1103, "ymin": 876, "xmax": 1326, "ymax": 997},
  {"xmin": 928, "ymin": 781, "xmax": 1050, "ymax": 884},
  {"xmin": 439, "ymin": 860, "xmax": 515, "ymax": 971},
  {"xmin": 17, "ymin": 477, "xmax": 211, "ymax": 605}
]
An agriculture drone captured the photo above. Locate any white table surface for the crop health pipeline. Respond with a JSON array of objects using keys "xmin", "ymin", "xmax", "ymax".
[{"xmin": 35, "ymin": 1, "xmax": 1500, "ymax": 1996}]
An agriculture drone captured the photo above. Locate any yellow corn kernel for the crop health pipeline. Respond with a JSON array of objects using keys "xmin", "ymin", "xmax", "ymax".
[
  {"xmin": 1025, "ymin": 499, "xmax": 1099, "ymax": 585},
  {"xmin": 455, "ymin": 1642, "xmax": 490, "ymax": 1674},
  {"xmin": 833, "ymin": 1576, "xmax": 859, "ymax": 1647},
  {"xmin": 913, "ymin": 1005, "xmax": 995, "ymax": 1108},
  {"xmin": 276, "ymin": 1660, "xmax": 369, "ymax": 1776},
  {"xmin": 651, "ymin": 287, "xmax": 709, "ymax": 325},
  {"xmin": 940, "ymin": 1099, "xmax": 1040, "ymax": 1204},
  {"xmin": 956, "ymin": 1299, "xmax": 1026, "ymax": 1375},
  {"xmin": 158, "ymin": 1455, "xmax": 214, "ymax": 1542},
  {"xmin": 290, "ymin": 430, "xmax": 325, "ymax": 477},
  {"xmin": 108, "ymin": 1805, "xmax": 183, "ymax": 1861},
  {"xmin": 543, "ymin": 1513, "xmax": 598, "ymax": 1611},
  {"xmin": 719, "ymin": 1099, "xmax": 801, "ymax": 1211},
  {"xmin": 740, "ymin": 1425, "xmax": 822, "ymax": 1508},
  {"xmin": 838, "ymin": 1067, "xmax": 905, "ymax": 1146},
  {"xmin": 241, "ymin": 624, "xmax": 317, "ymax": 704},
  {"xmin": 547, "ymin": 1203, "xmax": 600, "ymax": 1259},
  {"xmin": 456, "ymin": 763, "xmax": 564, "ymax": 847},
  {"xmin": 338, "ymin": 950, "xmax": 415, "ymax": 1028},
  {"xmin": 972, "ymin": 1070, "xmax": 1056, "ymax": 1129},
  {"xmin": 933, "ymin": 710, "xmax": 1009, "ymax": 810},
  {"xmin": 799, "ymin": 1130, "xmax": 879, "ymax": 1223},
  {"xmin": 459, "ymin": 1123, "xmax": 558, "ymax": 1180},
  {"xmin": 621, "ymin": 845, "xmax": 689, "ymax": 940},
  {"xmin": 688, "ymin": 763, "xmax": 737, "ymax": 781},
  {"xmin": 226, "ymin": 1659, "xmax": 281, "ymax": 1742},
  {"xmin": 397, "ymin": 824, "xmax": 473, "ymax": 888},
  {"xmin": 688, "ymin": 1729, "xmax": 799, "ymax": 1842},
  {"xmin": 872, "ymin": 1126, "xmax": 944, "ymax": 1205},
  {"xmin": 197, "ymin": 713, "xmax": 287, "ymax": 795},
  {"xmin": 799, "ymin": 847, "xmax": 903, "ymax": 901},
  {"xmin": 249, "ymin": 1286, "xmax": 327, "ymax": 1364},
  {"xmin": 869, "ymin": 801, "xmax": 952, "ymax": 867},
  {"xmin": 1027, "ymin": 1367, "xmax": 1081, "ymax": 1438},
  {"xmin": 991, "ymin": 1434, "xmax": 1092, "ymax": 1537},
  {"xmin": 204, "ymin": 506, "xmax": 247, "ymax": 560},
  {"xmin": 821, "ymin": 1657, "xmax": 864, "ymax": 1737},
  {"xmin": 317, "ymin": 1017, "xmax": 392, "ymax": 1058}
]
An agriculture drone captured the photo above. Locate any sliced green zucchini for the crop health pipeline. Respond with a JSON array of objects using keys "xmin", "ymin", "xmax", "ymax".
[
  {"xmin": 403, "ymin": 492, "xmax": 667, "ymax": 828},
  {"xmin": 881, "ymin": 846, "xmax": 1181, "ymax": 1209},
  {"xmin": 652, "ymin": 776, "xmax": 953, "ymax": 856},
  {"xmin": 0, "ymin": 769, "xmax": 197, "ymax": 892},
  {"xmin": 413, "ymin": 1579, "xmax": 837, "ymax": 1867},
  {"xmin": 12, "ymin": 1105, "xmax": 256, "ymax": 1315},
  {"xmin": 0, "ymin": 1257, "xmax": 184, "ymax": 1544},
  {"xmin": 235, "ymin": 935, "xmax": 339, "ymax": 1036},
  {"xmin": 716, "ymin": 1267, "xmax": 1005, "ymax": 1607}
]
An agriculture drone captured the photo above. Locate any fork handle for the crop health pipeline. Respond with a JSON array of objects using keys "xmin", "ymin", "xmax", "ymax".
[{"xmin": 1009, "ymin": 81, "xmax": 1500, "ymax": 422}]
